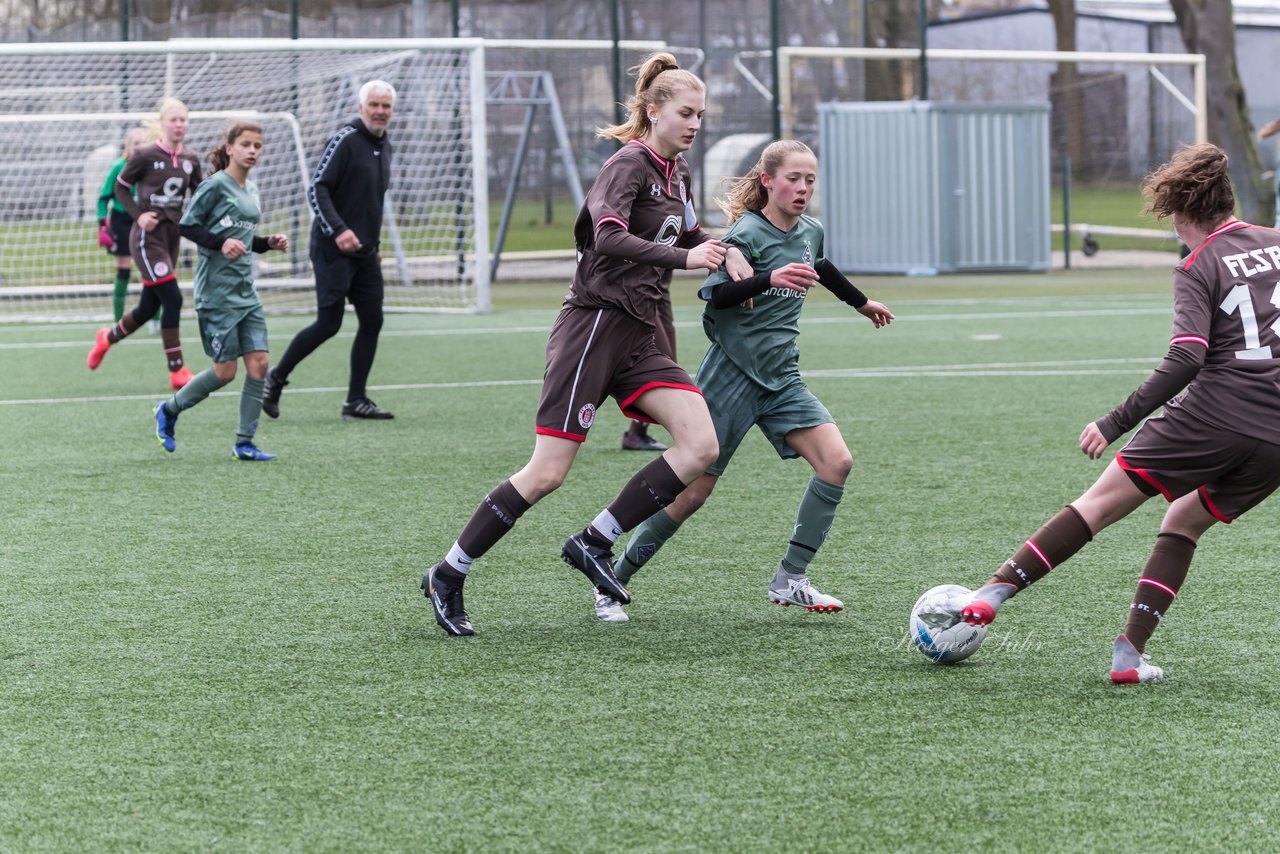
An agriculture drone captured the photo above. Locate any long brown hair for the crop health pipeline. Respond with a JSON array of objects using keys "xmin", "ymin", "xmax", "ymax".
[
  {"xmin": 597, "ymin": 52, "xmax": 705, "ymax": 143},
  {"xmin": 1142, "ymin": 142, "xmax": 1235, "ymax": 229},
  {"xmin": 208, "ymin": 119, "xmax": 263, "ymax": 172},
  {"xmin": 717, "ymin": 140, "xmax": 815, "ymax": 223}
]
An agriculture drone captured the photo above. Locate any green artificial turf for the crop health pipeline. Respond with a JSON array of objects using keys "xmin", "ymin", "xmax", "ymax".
[{"xmin": 4, "ymin": 268, "xmax": 1279, "ymax": 851}]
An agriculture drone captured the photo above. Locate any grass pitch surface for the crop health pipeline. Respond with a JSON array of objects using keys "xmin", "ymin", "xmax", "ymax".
[{"xmin": 3, "ymin": 268, "xmax": 1278, "ymax": 851}]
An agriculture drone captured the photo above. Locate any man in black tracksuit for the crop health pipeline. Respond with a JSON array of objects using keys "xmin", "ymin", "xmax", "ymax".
[{"xmin": 263, "ymin": 79, "xmax": 397, "ymax": 421}]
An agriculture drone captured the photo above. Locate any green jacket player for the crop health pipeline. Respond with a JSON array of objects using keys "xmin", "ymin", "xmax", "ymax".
[
  {"xmin": 152, "ymin": 120, "xmax": 289, "ymax": 461},
  {"xmin": 610, "ymin": 140, "xmax": 894, "ymax": 623}
]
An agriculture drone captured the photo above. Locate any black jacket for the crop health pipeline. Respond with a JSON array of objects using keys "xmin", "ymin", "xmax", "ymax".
[{"xmin": 308, "ymin": 118, "xmax": 392, "ymax": 257}]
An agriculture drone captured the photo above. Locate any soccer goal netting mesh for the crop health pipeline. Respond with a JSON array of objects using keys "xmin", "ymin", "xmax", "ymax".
[{"xmin": 0, "ymin": 38, "xmax": 489, "ymax": 321}]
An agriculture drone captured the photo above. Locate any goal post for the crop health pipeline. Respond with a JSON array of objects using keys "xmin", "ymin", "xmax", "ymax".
[
  {"xmin": 0, "ymin": 38, "xmax": 490, "ymax": 321},
  {"xmin": 772, "ymin": 46, "xmax": 1206, "ymax": 254},
  {"xmin": 776, "ymin": 46, "xmax": 1207, "ymax": 146}
]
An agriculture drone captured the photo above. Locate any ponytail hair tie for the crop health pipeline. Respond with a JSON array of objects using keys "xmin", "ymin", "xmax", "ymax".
[{"xmin": 661, "ymin": 62, "xmax": 679, "ymax": 72}]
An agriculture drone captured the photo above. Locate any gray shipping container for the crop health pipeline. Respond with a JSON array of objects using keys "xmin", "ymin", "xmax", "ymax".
[{"xmin": 818, "ymin": 101, "xmax": 1051, "ymax": 274}]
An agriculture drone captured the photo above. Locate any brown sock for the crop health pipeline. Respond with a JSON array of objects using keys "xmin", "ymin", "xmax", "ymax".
[
  {"xmin": 990, "ymin": 505, "xmax": 1093, "ymax": 591},
  {"xmin": 456, "ymin": 479, "xmax": 532, "ymax": 562},
  {"xmin": 605, "ymin": 456, "xmax": 687, "ymax": 531},
  {"xmin": 161, "ymin": 327, "xmax": 184, "ymax": 371},
  {"xmin": 1123, "ymin": 532, "xmax": 1195, "ymax": 653},
  {"xmin": 108, "ymin": 311, "xmax": 141, "ymax": 344}
]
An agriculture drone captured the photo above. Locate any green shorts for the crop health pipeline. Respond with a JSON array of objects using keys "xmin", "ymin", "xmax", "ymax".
[
  {"xmin": 198, "ymin": 305, "xmax": 269, "ymax": 362},
  {"xmin": 695, "ymin": 348, "xmax": 832, "ymax": 477}
]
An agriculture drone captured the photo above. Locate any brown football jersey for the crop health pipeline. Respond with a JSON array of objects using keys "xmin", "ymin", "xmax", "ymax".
[
  {"xmin": 1163, "ymin": 220, "xmax": 1280, "ymax": 443},
  {"xmin": 115, "ymin": 141, "xmax": 203, "ymax": 225},
  {"xmin": 569, "ymin": 140, "xmax": 709, "ymax": 325}
]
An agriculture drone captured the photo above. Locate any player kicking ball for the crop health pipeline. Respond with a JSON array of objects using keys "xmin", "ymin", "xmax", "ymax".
[
  {"xmin": 920, "ymin": 143, "xmax": 1280, "ymax": 684},
  {"xmin": 153, "ymin": 120, "xmax": 288, "ymax": 460}
]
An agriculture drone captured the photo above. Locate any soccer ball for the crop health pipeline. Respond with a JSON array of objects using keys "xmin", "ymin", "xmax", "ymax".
[{"xmin": 909, "ymin": 584, "xmax": 988, "ymax": 664}]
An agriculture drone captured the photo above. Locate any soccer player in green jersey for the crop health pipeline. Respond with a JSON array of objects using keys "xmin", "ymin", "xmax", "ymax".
[
  {"xmin": 606, "ymin": 140, "xmax": 894, "ymax": 622},
  {"xmin": 96, "ymin": 127, "xmax": 154, "ymax": 322},
  {"xmin": 152, "ymin": 120, "xmax": 288, "ymax": 461}
]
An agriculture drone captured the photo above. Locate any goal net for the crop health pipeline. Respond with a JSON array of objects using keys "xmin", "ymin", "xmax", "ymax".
[{"xmin": 0, "ymin": 38, "xmax": 489, "ymax": 321}]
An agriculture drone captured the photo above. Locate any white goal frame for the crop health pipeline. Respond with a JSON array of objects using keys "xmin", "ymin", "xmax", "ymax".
[
  {"xmin": 775, "ymin": 46, "xmax": 1207, "ymax": 143},
  {"xmin": 773, "ymin": 46, "xmax": 1203, "ymax": 142},
  {"xmin": 0, "ymin": 38, "xmax": 491, "ymax": 319}
]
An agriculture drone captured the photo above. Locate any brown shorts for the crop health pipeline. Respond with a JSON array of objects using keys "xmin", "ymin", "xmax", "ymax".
[
  {"xmin": 1116, "ymin": 410, "xmax": 1280, "ymax": 522},
  {"xmin": 535, "ymin": 305, "xmax": 700, "ymax": 443},
  {"xmin": 130, "ymin": 219, "xmax": 181, "ymax": 286},
  {"xmin": 653, "ymin": 292, "xmax": 676, "ymax": 360}
]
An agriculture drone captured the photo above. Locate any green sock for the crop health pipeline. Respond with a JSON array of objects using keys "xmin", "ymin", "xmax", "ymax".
[
  {"xmin": 169, "ymin": 367, "xmax": 224, "ymax": 414},
  {"xmin": 237, "ymin": 376, "xmax": 265, "ymax": 445},
  {"xmin": 781, "ymin": 476, "xmax": 844, "ymax": 574},
  {"xmin": 617, "ymin": 509, "xmax": 684, "ymax": 584},
  {"xmin": 111, "ymin": 271, "xmax": 130, "ymax": 322}
]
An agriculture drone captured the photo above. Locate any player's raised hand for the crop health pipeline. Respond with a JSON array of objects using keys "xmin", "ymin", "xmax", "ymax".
[
  {"xmin": 221, "ymin": 238, "xmax": 248, "ymax": 260},
  {"xmin": 268, "ymin": 233, "xmax": 289, "ymax": 252},
  {"xmin": 1079, "ymin": 421, "xmax": 1110, "ymax": 460},
  {"xmin": 858, "ymin": 300, "xmax": 895, "ymax": 328},
  {"xmin": 770, "ymin": 263, "xmax": 819, "ymax": 293},
  {"xmin": 686, "ymin": 239, "xmax": 727, "ymax": 272}
]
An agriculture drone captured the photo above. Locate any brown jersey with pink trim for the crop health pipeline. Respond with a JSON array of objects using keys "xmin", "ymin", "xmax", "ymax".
[
  {"xmin": 1099, "ymin": 221, "xmax": 1280, "ymax": 444},
  {"xmin": 115, "ymin": 141, "xmax": 203, "ymax": 225},
  {"xmin": 569, "ymin": 140, "xmax": 710, "ymax": 325}
]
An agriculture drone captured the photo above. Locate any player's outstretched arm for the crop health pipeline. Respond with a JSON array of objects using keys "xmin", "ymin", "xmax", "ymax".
[
  {"xmin": 857, "ymin": 299, "xmax": 894, "ymax": 328},
  {"xmin": 685, "ymin": 239, "xmax": 727, "ymax": 272}
]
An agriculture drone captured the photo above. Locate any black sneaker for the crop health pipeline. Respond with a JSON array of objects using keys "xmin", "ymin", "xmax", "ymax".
[
  {"xmin": 422, "ymin": 563, "xmax": 474, "ymax": 636},
  {"xmin": 621, "ymin": 429, "xmax": 668, "ymax": 451},
  {"xmin": 342, "ymin": 397, "xmax": 395, "ymax": 420},
  {"xmin": 262, "ymin": 368, "xmax": 286, "ymax": 419},
  {"xmin": 561, "ymin": 532, "xmax": 631, "ymax": 604}
]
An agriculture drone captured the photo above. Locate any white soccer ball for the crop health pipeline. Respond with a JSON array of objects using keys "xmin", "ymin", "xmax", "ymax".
[{"xmin": 909, "ymin": 584, "xmax": 988, "ymax": 664}]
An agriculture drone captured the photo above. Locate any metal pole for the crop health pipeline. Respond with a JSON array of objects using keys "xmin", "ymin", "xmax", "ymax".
[
  {"xmin": 290, "ymin": 0, "xmax": 298, "ymax": 39},
  {"xmin": 770, "ymin": 0, "xmax": 781, "ymax": 139},
  {"xmin": 120, "ymin": 0, "xmax": 129, "ymax": 41},
  {"xmin": 452, "ymin": 0, "xmax": 465, "ymax": 278},
  {"xmin": 1062, "ymin": 155, "xmax": 1072, "ymax": 271},
  {"xmin": 612, "ymin": 0, "xmax": 624, "ymax": 127},
  {"xmin": 919, "ymin": 0, "xmax": 928, "ymax": 101}
]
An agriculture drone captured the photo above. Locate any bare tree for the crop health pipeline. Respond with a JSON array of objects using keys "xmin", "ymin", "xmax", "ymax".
[
  {"xmin": 865, "ymin": 0, "xmax": 916, "ymax": 102},
  {"xmin": 1168, "ymin": 0, "xmax": 1271, "ymax": 224},
  {"xmin": 1046, "ymin": 0, "xmax": 1089, "ymax": 178}
]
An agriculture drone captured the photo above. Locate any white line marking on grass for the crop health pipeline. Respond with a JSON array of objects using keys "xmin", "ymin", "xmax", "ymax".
[
  {"xmin": 0, "ymin": 306, "xmax": 1172, "ymax": 352},
  {"xmin": 0, "ymin": 359, "xmax": 1157, "ymax": 408},
  {"xmin": 0, "ymin": 379, "xmax": 541, "ymax": 407},
  {"xmin": 805, "ymin": 357, "xmax": 1156, "ymax": 377}
]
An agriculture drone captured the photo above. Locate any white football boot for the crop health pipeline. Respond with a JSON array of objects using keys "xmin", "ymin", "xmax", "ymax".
[
  {"xmin": 593, "ymin": 588, "xmax": 629, "ymax": 623},
  {"xmin": 1109, "ymin": 634, "xmax": 1165, "ymax": 684},
  {"xmin": 768, "ymin": 571, "xmax": 844, "ymax": 613}
]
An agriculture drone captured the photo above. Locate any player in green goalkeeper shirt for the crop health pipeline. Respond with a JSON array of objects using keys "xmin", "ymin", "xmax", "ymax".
[
  {"xmin": 152, "ymin": 120, "xmax": 288, "ymax": 461},
  {"xmin": 95, "ymin": 127, "xmax": 154, "ymax": 322},
  {"xmin": 605, "ymin": 140, "xmax": 894, "ymax": 622}
]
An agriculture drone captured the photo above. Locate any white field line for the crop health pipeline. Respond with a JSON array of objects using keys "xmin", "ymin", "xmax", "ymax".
[
  {"xmin": 0, "ymin": 359, "xmax": 1157, "ymax": 407},
  {"xmin": 0, "ymin": 306, "xmax": 1171, "ymax": 352}
]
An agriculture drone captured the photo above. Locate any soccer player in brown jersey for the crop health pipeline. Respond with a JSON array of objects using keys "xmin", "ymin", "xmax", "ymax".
[
  {"xmin": 920, "ymin": 143, "xmax": 1280, "ymax": 684},
  {"xmin": 421, "ymin": 53, "xmax": 750, "ymax": 636},
  {"xmin": 87, "ymin": 98, "xmax": 202, "ymax": 390},
  {"xmin": 608, "ymin": 140, "xmax": 894, "ymax": 624}
]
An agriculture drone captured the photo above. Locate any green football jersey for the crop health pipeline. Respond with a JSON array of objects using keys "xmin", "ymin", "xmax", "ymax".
[
  {"xmin": 698, "ymin": 210, "xmax": 825, "ymax": 391},
  {"xmin": 180, "ymin": 170, "xmax": 263, "ymax": 313}
]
